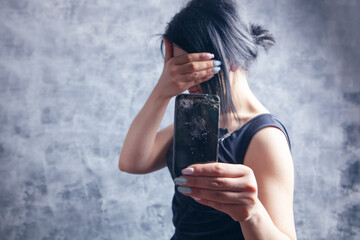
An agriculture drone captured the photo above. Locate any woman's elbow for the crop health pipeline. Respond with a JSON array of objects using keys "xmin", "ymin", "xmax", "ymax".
[
  {"xmin": 118, "ymin": 159, "xmax": 126, "ymax": 172},
  {"xmin": 118, "ymin": 150, "xmax": 134, "ymax": 172},
  {"xmin": 118, "ymin": 156, "xmax": 148, "ymax": 174},
  {"xmin": 118, "ymin": 156, "xmax": 133, "ymax": 173}
]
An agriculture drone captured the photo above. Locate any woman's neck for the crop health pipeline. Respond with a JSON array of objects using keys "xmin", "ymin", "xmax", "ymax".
[{"xmin": 220, "ymin": 69, "xmax": 269, "ymax": 132}]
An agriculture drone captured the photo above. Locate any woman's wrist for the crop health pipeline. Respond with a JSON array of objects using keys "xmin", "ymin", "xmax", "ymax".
[
  {"xmin": 240, "ymin": 198, "xmax": 292, "ymax": 240},
  {"xmin": 152, "ymin": 83, "xmax": 173, "ymax": 102},
  {"xmin": 237, "ymin": 197, "xmax": 262, "ymax": 224},
  {"xmin": 148, "ymin": 84, "xmax": 172, "ymax": 108}
]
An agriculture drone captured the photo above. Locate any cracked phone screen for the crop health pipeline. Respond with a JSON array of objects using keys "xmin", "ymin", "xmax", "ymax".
[{"xmin": 173, "ymin": 94, "xmax": 220, "ymax": 178}]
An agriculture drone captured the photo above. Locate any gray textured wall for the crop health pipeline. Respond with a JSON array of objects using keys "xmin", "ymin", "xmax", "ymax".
[{"xmin": 0, "ymin": 0, "xmax": 359, "ymax": 239}]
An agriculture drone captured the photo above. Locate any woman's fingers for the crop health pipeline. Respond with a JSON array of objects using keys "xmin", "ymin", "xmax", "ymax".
[
  {"xmin": 176, "ymin": 175, "xmax": 256, "ymax": 192},
  {"xmin": 172, "ymin": 52, "xmax": 221, "ymax": 79},
  {"xmin": 156, "ymin": 46, "xmax": 220, "ymax": 98},
  {"xmin": 174, "ymin": 163, "xmax": 259, "ymax": 222},
  {"xmin": 180, "ymin": 67, "xmax": 219, "ymax": 83},
  {"xmin": 173, "ymin": 52, "xmax": 214, "ymax": 65},
  {"xmin": 183, "ymin": 162, "xmax": 253, "ymax": 178},
  {"xmin": 177, "ymin": 59, "xmax": 221, "ymax": 74},
  {"xmin": 169, "ymin": 53, "xmax": 221, "ymax": 84},
  {"xmin": 179, "ymin": 187, "xmax": 256, "ymax": 205}
]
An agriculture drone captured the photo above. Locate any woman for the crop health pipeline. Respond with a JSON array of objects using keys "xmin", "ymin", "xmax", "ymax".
[{"xmin": 119, "ymin": 0, "xmax": 297, "ymax": 239}]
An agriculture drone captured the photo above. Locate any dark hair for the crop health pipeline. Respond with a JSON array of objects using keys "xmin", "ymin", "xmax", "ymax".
[{"xmin": 161, "ymin": 0, "xmax": 275, "ymax": 126}]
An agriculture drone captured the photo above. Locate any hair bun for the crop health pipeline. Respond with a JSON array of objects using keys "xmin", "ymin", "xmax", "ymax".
[{"xmin": 250, "ymin": 24, "xmax": 276, "ymax": 51}]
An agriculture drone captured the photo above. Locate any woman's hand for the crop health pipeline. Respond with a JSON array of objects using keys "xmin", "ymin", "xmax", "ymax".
[
  {"xmin": 174, "ymin": 162, "xmax": 259, "ymax": 222},
  {"xmin": 154, "ymin": 37, "xmax": 221, "ymax": 99}
]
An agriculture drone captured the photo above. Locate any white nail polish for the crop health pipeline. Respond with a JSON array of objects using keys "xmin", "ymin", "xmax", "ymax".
[
  {"xmin": 182, "ymin": 168, "xmax": 194, "ymax": 175},
  {"xmin": 204, "ymin": 53, "xmax": 214, "ymax": 59}
]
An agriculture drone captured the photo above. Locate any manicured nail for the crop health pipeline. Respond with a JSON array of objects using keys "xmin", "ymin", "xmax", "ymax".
[
  {"xmin": 212, "ymin": 67, "xmax": 221, "ymax": 73},
  {"xmin": 206, "ymin": 74, "xmax": 214, "ymax": 80},
  {"xmin": 174, "ymin": 177, "xmax": 187, "ymax": 185},
  {"xmin": 178, "ymin": 186, "xmax": 192, "ymax": 194},
  {"xmin": 182, "ymin": 167, "xmax": 194, "ymax": 175},
  {"xmin": 204, "ymin": 53, "xmax": 214, "ymax": 59},
  {"xmin": 213, "ymin": 60, "xmax": 222, "ymax": 66}
]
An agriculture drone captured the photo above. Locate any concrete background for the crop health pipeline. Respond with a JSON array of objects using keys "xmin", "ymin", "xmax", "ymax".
[{"xmin": 0, "ymin": 0, "xmax": 359, "ymax": 239}]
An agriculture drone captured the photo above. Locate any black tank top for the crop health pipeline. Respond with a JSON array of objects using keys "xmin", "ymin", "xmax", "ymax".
[{"xmin": 165, "ymin": 113, "xmax": 291, "ymax": 240}]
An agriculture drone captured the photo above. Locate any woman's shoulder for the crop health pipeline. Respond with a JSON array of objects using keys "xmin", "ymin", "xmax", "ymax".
[
  {"xmin": 242, "ymin": 114, "xmax": 293, "ymax": 167},
  {"xmin": 250, "ymin": 113, "xmax": 291, "ymax": 149},
  {"xmin": 242, "ymin": 118, "xmax": 294, "ymax": 186},
  {"xmin": 222, "ymin": 113, "xmax": 290, "ymax": 145},
  {"xmin": 218, "ymin": 113, "xmax": 290, "ymax": 164}
]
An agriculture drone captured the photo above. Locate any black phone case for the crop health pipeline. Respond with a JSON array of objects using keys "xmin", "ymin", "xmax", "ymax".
[{"xmin": 173, "ymin": 94, "xmax": 220, "ymax": 178}]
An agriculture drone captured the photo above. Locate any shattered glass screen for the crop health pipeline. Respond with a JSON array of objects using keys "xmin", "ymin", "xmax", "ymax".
[{"xmin": 173, "ymin": 94, "xmax": 220, "ymax": 178}]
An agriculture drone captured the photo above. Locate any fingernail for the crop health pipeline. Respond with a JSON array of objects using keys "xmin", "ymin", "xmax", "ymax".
[
  {"xmin": 212, "ymin": 67, "xmax": 221, "ymax": 73},
  {"xmin": 206, "ymin": 74, "xmax": 214, "ymax": 80},
  {"xmin": 193, "ymin": 197, "xmax": 201, "ymax": 201},
  {"xmin": 178, "ymin": 186, "xmax": 192, "ymax": 194},
  {"xmin": 182, "ymin": 167, "xmax": 194, "ymax": 175},
  {"xmin": 204, "ymin": 53, "xmax": 214, "ymax": 59},
  {"xmin": 213, "ymin": 60, "xmax": 222, "ymax": 66},
  {"xmin": 174, "ymin": 177, "xmax": 187, "ymax": 185}
]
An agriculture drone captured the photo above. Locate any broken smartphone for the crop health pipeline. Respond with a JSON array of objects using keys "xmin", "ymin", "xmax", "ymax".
[{"xmin": 173, "ymin": 94, "xmax": 220, "ymax": 178}]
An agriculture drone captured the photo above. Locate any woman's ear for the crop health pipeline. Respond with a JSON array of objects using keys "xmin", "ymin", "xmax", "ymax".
[
  {"xmin": 163, "ymin": 37, "xmax": 173, "ymax": 62},
  {"xmin": 230, "ymin": 65, "xmax": 240, "ymax": 72},
  {"xmin": 227, "ymin": 60, "xmax": 240, "ymax": 72}
]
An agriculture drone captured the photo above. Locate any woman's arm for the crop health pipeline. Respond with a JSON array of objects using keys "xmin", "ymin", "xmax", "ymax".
[
  {"xmin": 118, "ymin": 89, "xmax": 173, "ymax": 174},
  {"xmin": 175, "ymin": 127, "xmax": 296, "ymax": 240},
  {"xmin": 119, "ymin": 38, "xmax": 219, "ymax": 174},
  {"xmin": 241, "ymin": 127, "xmax": 296, "ymax": 240}
]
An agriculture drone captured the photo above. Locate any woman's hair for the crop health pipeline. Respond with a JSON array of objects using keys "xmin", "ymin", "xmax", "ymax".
[{"xmin": 161, "ymin": 0, "xmax": 275, "ymax": 126}]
